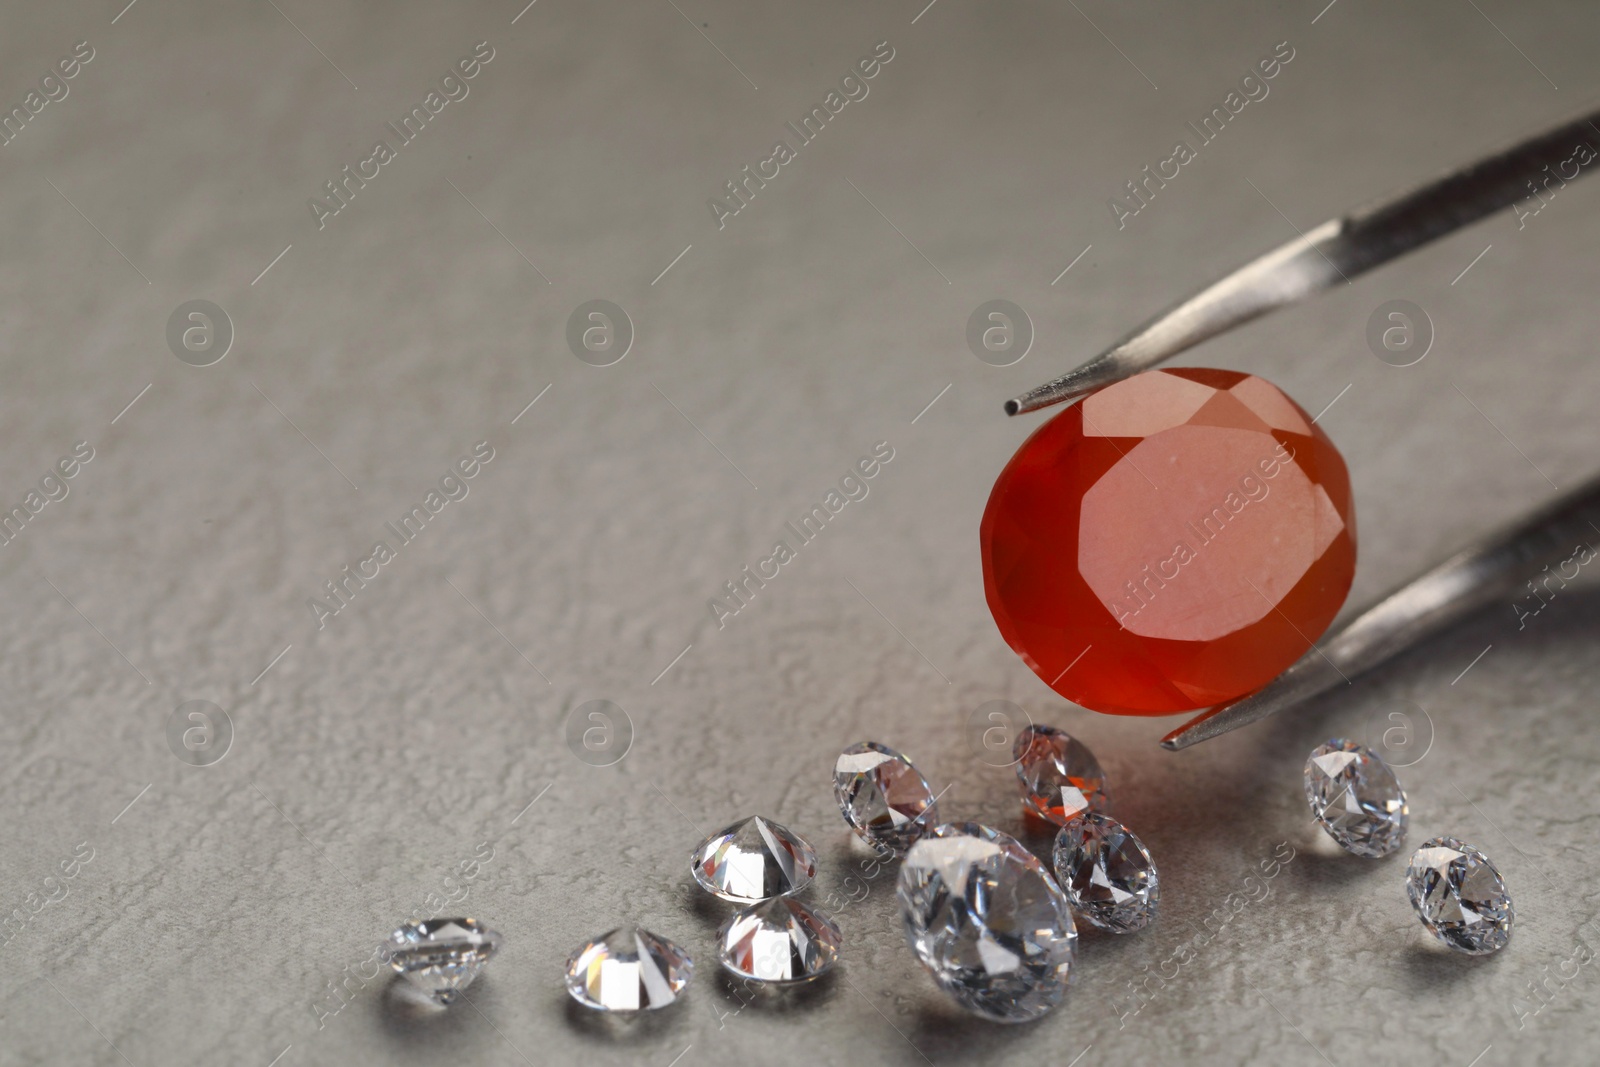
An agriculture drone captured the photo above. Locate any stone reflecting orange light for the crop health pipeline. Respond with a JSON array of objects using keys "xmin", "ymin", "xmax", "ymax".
[{"xmin": 980, "ymin": 368, "xmax": 1356, "ymax": 715}]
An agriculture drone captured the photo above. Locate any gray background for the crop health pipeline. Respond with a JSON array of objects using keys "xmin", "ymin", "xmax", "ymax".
[{"xmin": 1, "ymin": 0, "xmax": 1596, "ymax": 1064}]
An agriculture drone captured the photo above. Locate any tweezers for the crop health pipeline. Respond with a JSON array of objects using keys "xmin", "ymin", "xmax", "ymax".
[{"xmin": 1002, "ymin": 105, "xmax": 1600, "ymax": 751}]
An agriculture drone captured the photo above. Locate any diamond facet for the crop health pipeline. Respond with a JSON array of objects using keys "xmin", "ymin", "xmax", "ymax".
[
  {"xmin": 834, "ymin": 741, "xmax": 940, "ymax": 856},
  {"xmin": 1051, "ymin": 813, "xmax": 1159, "ymax": 933},
  {"xmin": 898, "ymin": 823, "xmax": 1077, "ymax": 1022},
  {"xmin": 1304, "ymin": 739, "xmax": 1408, "ymax": 857},
  {"xmin": 384, "ymin": 918, "xmax": 502, "ymax": 1005},
  {"xmin": 1014, "ymin": 724, "xmax": 1108, "ymax": 825},
  {"xmin": 981, "ymin": 367, "xmax": 1356, "ymax": 714},
  {"xmin": 564, "ymin": 926, "xmax": 694, "ymax": 1011},
  {"xmin": 718, "ymin": 897, "xmax": 842, "ymax": 984},
  {"xmin": 691, "ymin": 816, "xmax": 817, "ymax": 904},
  {"xmin": 1406, "ymin": 838, "xmax": 1514, "ymax": 955}
]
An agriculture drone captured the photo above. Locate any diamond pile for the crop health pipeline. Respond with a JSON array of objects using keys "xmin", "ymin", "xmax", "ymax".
[
  {"xmin": 1302, "ymin": 737, "xmax": 1514, "ymax": 956},
  {"xmin": 560, "ymin": 812, "xmax": 840, "ymax": 1013},
  {"xmin": 831, "ymin": 725, "xmax": 1159, "ymax": 1023},
  {"xmin": 691, "ymin": 815, "xmax": 838, "ymax": 986},
  {"xmin": 1012, "ymin": 724, "xmax": 1161, "ymax": 936},
  {"xmin": 373, "ymin": 716, "xmax": 1522, "ymax": 1031}
]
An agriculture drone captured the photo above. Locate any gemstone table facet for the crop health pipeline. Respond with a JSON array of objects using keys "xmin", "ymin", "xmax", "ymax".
[
  {"xmin": 981, "ymin": 367, "xmax": 1356, "ymax": 715},
  {"xmin": 1304, "ymin": 739, "xmax": 1409, "ymax": 857},
  {"xmin": 834, "ymin": 741, "xmax": 941, "ymax": 855}
]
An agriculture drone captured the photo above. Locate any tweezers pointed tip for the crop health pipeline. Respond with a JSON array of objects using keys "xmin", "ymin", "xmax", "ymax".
[
  {"xmin": 1158, "ymin": 661, "xmax": 1329, "ymax": 751},
  {"xmin": 1007, "ymin": 356, "xmax": 1123, "ymax": 416},
  {"xmin": 1160, "ymin": 708, "xmax": 1218, "ymax": 751}
]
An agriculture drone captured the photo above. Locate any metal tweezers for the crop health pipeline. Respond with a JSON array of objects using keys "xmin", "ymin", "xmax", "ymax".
[{"xmin": 1004, "ymin": 106, "xmax": 1600, "ymax": 752}]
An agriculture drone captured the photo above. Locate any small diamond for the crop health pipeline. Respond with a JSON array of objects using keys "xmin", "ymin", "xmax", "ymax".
[
  {"xmin": 1304, "ymin": 739, "xmax": 1408, "ymax": 857},
  {"xmin": 898, "ymin": 823, "xmax": 1077, "ymax": 1023},
  {"xmin": 718, "ymin": 897, "xmax": 842, "ymax": 984},
  {"xmin": 1014, "ymin": 724, "xmax": 1108, "ymax": 825},
  {"xmin": 691, "ymin": 816, "xmax": 817, "ymax": 904},
  {"xmin": 1052, "ymin": 812, "xmax": 1159, "ymax": 933},
  {"xmin": 384, "ymin": 918, "xmax": 502, "ymax": 1005},
  {"xmin": 1406, "ymin": 838, "xmax": 1514, "ymax": 955},
  {"xmin": 564, "ymin": 926, "xmax": 694, "ymax": 1011},
  {"xmin": 834, "ymin": 741, "xmax": 940, "ymax": 856}
]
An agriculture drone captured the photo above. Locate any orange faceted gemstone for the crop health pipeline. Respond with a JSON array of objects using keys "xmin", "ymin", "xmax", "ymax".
[{"xmin": 980, "ymin": 368, "xmax": 1356, "ymax": 715}]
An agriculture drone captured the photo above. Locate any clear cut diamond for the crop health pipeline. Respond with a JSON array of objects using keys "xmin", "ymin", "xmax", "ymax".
[
  {"xmin": 1052, "ymin": 812, "xmax": 1159, "ymax": 933},
  {"xmin": 1014, "ymin": 724, "xmax": 1108, "ymax": 825},
  {"xmin": 834, "ymin": 741, "xmax": 940, "ymax": 856},
  {"xmin": 564, "ymin": 926, "xmax": 694, "ymax": 1011},
  {"xmin": 1406, "ymin": 837, "xmax": 1514, "ymax": 955},
  {"xmin": 898, "ymin": 822, "xmax": 1077, "ymax": 1023},
  {"xmin": 718, "ymin": 897, "xmax": 842, "ymax": 984},
  {"xmin": 1304, "ymin": 738, "xmax": 1408, "ymax": 857},
  {"xmin": 384, "ymin": 918, "xmax": 502, "ymax": 1005},
  {"xmin": 691, "ymin": 816, "xmax": 816, "ymax": 904}
]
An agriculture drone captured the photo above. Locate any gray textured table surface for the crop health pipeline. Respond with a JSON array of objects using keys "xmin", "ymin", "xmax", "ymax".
[{"xmin": 2, "ymin": 1, "xmax": 1597, "ymax": 1064}]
